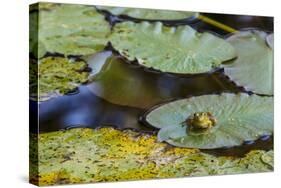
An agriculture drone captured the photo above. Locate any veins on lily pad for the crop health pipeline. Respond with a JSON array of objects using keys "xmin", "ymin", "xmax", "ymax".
[
  {"xmin": 222, "ymin": 30, "xmax": 273, "ymax": 95},
  {"xmin": 109, "ymin": 21, "xmax": 237, "ymax": 74},
  {"xmin": 143, "ymin": 93, "xmax": 273, "ymax": 149},
  {"xmin": 31, "ymin": 4, "xmax": 111, "ymax": 58}
]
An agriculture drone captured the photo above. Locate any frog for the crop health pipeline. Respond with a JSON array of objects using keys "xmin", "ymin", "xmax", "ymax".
[{"xmin": 185, "ymin": 112, "xmax": 217, "ymax": 131}]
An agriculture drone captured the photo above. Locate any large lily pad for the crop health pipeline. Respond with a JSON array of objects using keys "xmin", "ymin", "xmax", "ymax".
[
  {"xmin": 110, "ymin": 22, "xmax": 237, "ymax": 74},
  {"xmin": 34, "ymin": 4, "xmax": 110, "ymax": 58},
  {"xmin": 97, "ymin": 6, "xmax": 199, "ymax": 21},
  {"xmin": 144, "ymin": 93, "xmax": 273, "ymax": 149},
  {"xmin": 30, "ymin": 127, "xmax": 273, "ymax": 186},
  {"xmin": 30, "ymin": 56, "xmax": 89, "ymax": 101},
  {"xmin": 222, "ymin": 31, "xmax": 273, "ymax": 95}
]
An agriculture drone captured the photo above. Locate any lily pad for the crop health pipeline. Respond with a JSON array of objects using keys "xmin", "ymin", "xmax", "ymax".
[
  {"xmin": 34, "ymin": 4, "xmax": 110, "ymax": 58},
  {"xmin": 110, "ymin": 21, "xmax": 237, "ymax": 74},
  {"xmin": 29, "ymin": 10, "xmax": 39, "ymax": 57},
  {"xmin": 222, "ymin": 30, "xmax": 273, "ymax": 95},
  {"xmin": 97, "ymin": 6, "xmax": 199, "ymax": 21},
  {"xmin": 144, "ymin": 93, "xmax": 273, "ymax": 149},
  {"xmin": 30, "ymin": 127, "xmax": 273, "ymax": 186},
  {"xmin": 30, "ymin": 56, "xmax": 89, "ymax": 101}
]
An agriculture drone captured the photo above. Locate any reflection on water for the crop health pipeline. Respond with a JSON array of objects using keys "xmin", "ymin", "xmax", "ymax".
[{"xmin": 32, "ymin": 85, "xmax": 145, "ymax": 133}]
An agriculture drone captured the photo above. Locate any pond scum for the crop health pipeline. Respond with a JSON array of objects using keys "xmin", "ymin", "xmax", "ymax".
[{"xmin": 30, "ymin": 127, "xmax": 273, "ymax": 186}]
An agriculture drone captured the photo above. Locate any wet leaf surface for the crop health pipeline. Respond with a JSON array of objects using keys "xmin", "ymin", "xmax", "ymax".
[
  {"xmin": 110, "ymin": 21, "xmax": 236, "ymax": 74},
  {"xmin": 144, "ymin": 93, "xmax": 273, "ymax": 149}
]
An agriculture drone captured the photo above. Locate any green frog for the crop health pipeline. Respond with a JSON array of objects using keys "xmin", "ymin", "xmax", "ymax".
[{"xmin": 186, "ymin": 112, "xmax": 217, "ymax": 131}]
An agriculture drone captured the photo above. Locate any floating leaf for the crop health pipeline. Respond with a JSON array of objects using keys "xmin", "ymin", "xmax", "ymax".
[
  {"xmin": 33, "ymin": 4, "xmax": 110, "ymax": 58},
  {"xmin": 110, "ymin": 22, "xmax": 236, "ymax": 74},
  {"xmin": 30, "ymin": 56, "xmax": 89, "ymax": 101},
  {"xmin": 29, "ymin": 11, "xmax": 39, "ymax": 57},
  {"xmin": 30, "ymin": 127, "xmax": 273, "ymax": 186},
  {"xmin": 144, "ymin": 93, "xmax": 273, "ymax": 149},
  {"xmin": 87, "ymin": 55, "xmax": 169, "ymax": 108},
  {"xmin": 222, "ymin": 31, "xmax": 273, "ymax": 95},
  {"xmin": 97, "ymin": 6, "xmax": 199, "ymax": 21}
]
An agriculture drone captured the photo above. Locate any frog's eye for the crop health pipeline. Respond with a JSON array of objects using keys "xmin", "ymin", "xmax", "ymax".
[{"xmin": 202, "ymin": 112, "xmax": 207, "ymax": 116}]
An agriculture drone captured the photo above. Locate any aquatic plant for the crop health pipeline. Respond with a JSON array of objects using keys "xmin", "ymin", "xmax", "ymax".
[
  {"xmin": 110, "ymin": 21, "xmax": 236, "ymax": 74},
  {"xmin": 31, "ymin": 4, "xmax": 110, "ymax": 58},
  {"xmin": 32, "ymin": 56, "xmax": 89, "ymax": 100},
  {"xmin": 97, "ymin": 6, "xmax": 199, "ymax": 21},
  {"xmin": 143, "ymin": 93, "xmax": 273, "ymax": 149},
  {"xmin": 87, "ymin": 55, "xmax": 168, "ymax": 108},
  {"xmin": 30, "ymin": 127, "xmax": 273, "ymax": 186},
  {"xmin": 222, "ymin": 30, "xmax": 273, "ymax": 95}
]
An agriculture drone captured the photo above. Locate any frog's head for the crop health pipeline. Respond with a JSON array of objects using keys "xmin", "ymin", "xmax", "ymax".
[{"xmin": 186, "ymin": 112, "xmax": 217, "ymax": 131}]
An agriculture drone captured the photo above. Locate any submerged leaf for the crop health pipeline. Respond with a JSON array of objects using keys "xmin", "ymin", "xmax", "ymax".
[
  {"xmin": 97, "ymin": 6, "xmax": 199, "ymax": 20},
  {"xmin": 30, "ymin": 56, "xmax": 89, "ymax": 101},
  {"xmin": 110, "ymin": 22, "xmax": 236, "ymax": 74},
  {"xmin": 33, "ymin": 4, "xmax": 110, "ymax": 58},
  {"xmin": 144, "ymin": 93, "xmax": 273, "ymax": 149},
  {"xmin": 222, "ymin": 30, "xmax": 273, "ymax": 95},
  {"xmin": 30, "ymin": 127, "xmax": 273, "ymax": 186},
  {"xmin": 87, "ymin": 55, "xmax": 168, "ymax": 108}
]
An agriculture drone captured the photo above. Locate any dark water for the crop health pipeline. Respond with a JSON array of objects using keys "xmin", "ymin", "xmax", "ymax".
[{"xmin": 30, "ymin": 12, "xmax": 273, "ymax": 156}]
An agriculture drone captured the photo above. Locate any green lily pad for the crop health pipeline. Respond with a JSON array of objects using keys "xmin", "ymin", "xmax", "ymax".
[
  {"xmin": 30, "ymin": 56, "xmax": 89, "ymax": 101},
  {"xmin": 97, "ymin": 6, "xmax": 199, "ymax": 21},
  {"xmin": 30, "ymin": 127, "xmax": 273, "ymax": 186},
  {"xmin": 222, "ymin": 31, "xmax": 273, "ymax": 95},
  {"xmin": 110, "ymin": 21, "xmax": 237, "ymax": 74},
  {"xmin": 33, "ymin": 4, "xmax": 110, "ymax": 58},
  {"xmin": 144, "ymin": 93, "xmax": 273, "ymax": 149}
]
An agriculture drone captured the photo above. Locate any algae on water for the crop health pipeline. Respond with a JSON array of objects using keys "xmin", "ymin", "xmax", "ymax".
[
  {"xmin": 30, "ymin": 127, "xmax": 273, "ymax": 186},
  {"xmin": 30, "ymin": 56, "xmax": 89, "ymax": 101}
]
